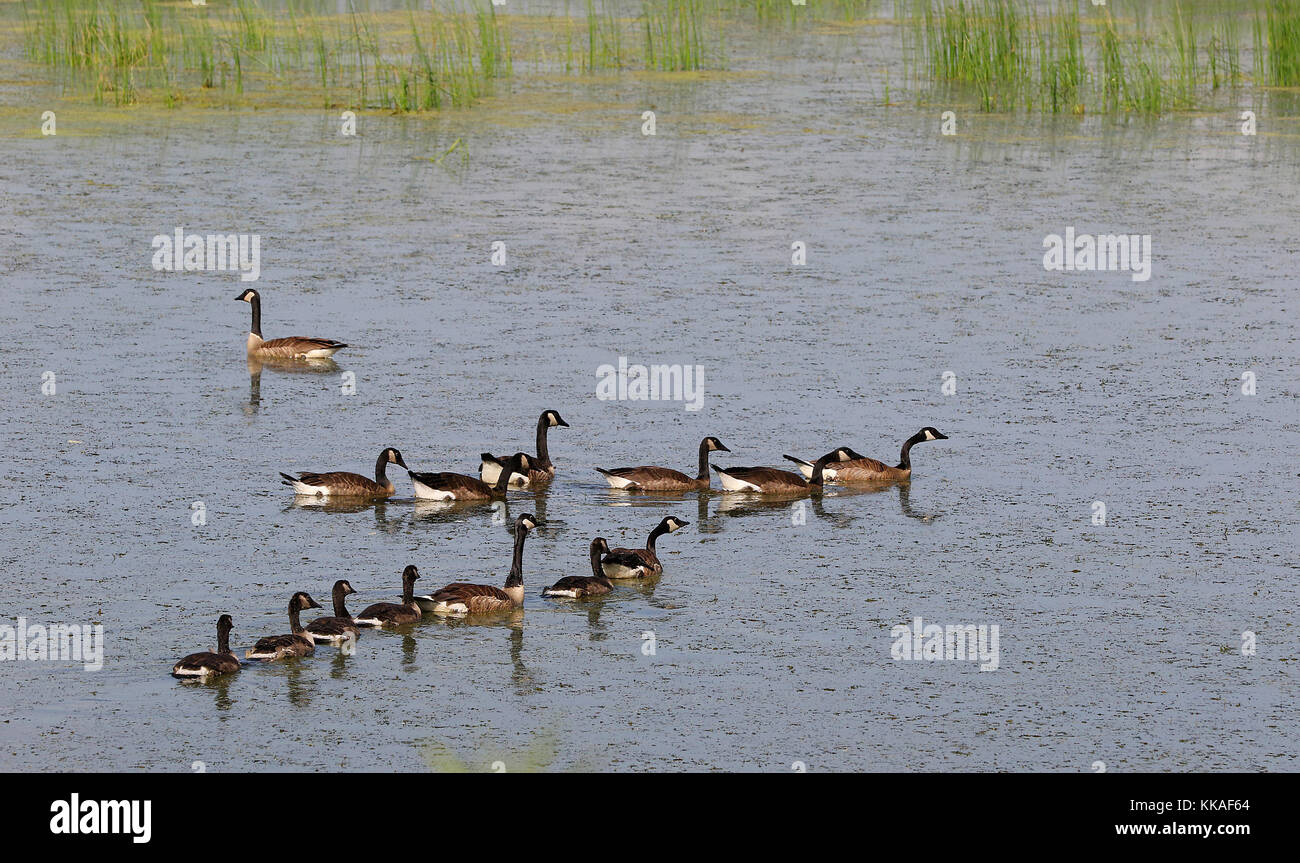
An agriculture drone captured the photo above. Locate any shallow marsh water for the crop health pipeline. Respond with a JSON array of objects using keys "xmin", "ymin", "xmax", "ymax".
[{"xmin": 0, "ymin": 6, "xmax": 1298, "ymax": 772}]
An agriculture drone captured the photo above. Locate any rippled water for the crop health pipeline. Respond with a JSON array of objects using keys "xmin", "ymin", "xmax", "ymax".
[{"xmin": 1, "ymin": 10, "xmax": 1297, "ymax": 772}]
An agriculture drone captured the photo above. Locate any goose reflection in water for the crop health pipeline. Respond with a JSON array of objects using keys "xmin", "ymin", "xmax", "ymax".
[
  {"xmin": 410, "ymin": 486, "xmax": 549, "ymax": 534},
  {"xmin": 245, "ymin": 355, "xmax": 340, "ymax": 414}
]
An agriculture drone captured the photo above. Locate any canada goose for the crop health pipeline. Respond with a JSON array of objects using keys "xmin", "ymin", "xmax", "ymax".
[
  {"xmin": 409, "ymin": 452, "xmax": 529, "ymax": 501},
  {"xmin": 601, "ymin": 516, "xmax": 689, "ymax": 579},
  {"xmin": 172, "ymin": 614, "xmax": 240, "ymax": 679},
  {"xmin": 418, "ymin": 514, "xmax": 537, "ymax": 615},
  {"xmin": 280, "ymin": 447, "xmax": 408, "ymax": 499},
  {"xmin": 712, "ymin": 448, "xmax": 858, "ymax": 495},
  {"xmin": 353, "ymin": 566, "xmax": 422, "ymax": 627},
  {"xmin": 236, "ymin": 288, "xmax": 347, "ymax": 358},
  {"xmin": 245, "ymin": 592, "xmax": 322, "ymax": 660},
  {"xmin": 542, "ymin": 538, "xmax": 614, "ymax": 598},
  {"xmin": 480, "ymin": 410, "xmax": 569, "ymax": 487},
  {"xmin": 305, "ymin": 580, "xmax": 360, "ymax": 645},
  {"xmin": 784, "ymin": 428, "xmax": 949, "ymax": 483},
  {"xmin": 596, "ymin": 436, "xmax": 730, "ymax": 491}
]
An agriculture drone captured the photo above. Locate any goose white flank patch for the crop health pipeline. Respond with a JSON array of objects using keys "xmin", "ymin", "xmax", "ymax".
[
  {"xmin": 595, "ymin": 436, "xmax": 730, "ymax": 491},
  {"xmin": 784, "ymin": 428, "xmax": 948, "ymax": 484},
  {"xmin": 353, "ymin": 566, "xmax": 422, "ymax": 627},
  {"xmin": 236, "ymin": 288, "xmax": 347, "ymax": 359},
  {"xmin": 245, "ymin": 592, "xmax": 322, "ymax": 661},
  {"xmin": 600, "ymin": 516, "xmax": 689, "ymax": 579},
  {"xmin": 409, "ymin": 452, "xmax": 529, "ymax": 501},
  {"xmin": 280, "ymin": 447, "xmax": 407, "ymax": 499},
  {"xmin": 480, "ymin": 409, "xmax": 569, "ymax": 487},
  {"xmin": 712, "ymin": 447, "xmax": 859, "ymax": 496},
  {"xmin": 305, "ymin": 580, "xmax": 360, "ymax": 644},
  {"xmin": 171, "ymin": 614, "xmax": 240, "ymax": 680},
  {"xmin": 542, "ymin": 538, "xmax": 614, "ymax": 598},
  {"xmin": 416, "ymin": 514, "xmax": 537, "ymax": 615}
]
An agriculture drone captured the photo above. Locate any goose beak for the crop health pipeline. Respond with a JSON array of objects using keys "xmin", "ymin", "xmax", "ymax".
[
  {"xmin": 933, "ymin": 431, "xmax": 949, "ymax": 440},
  {"xmin": 718, "ymin": 444, "xmax": 731, "ymax": 452}
]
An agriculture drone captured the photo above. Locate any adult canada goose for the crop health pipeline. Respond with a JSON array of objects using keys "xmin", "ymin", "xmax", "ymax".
[
  {"xmin": 480, "ymin": 410, "xmax": 569, "ymax": 487},
  {"xmin": 418, "ymin": 514, "xmax": 537, "ymax": 615},
  {"xmin": 245, "ymin": 592, "xmax": 322, "ymax": 660},
  {"xmin": 542, "ymin": 538, "xmax": 614, "ymax": 598},
  {"xmin": 280, "ymin": 447, "xmax": 408, "ymax": 499},
  {"xmin": 712, "ymin": 448, "xmax": 858, "ymax": 495},
  {"xmin": 409, "ymin": 452, "xmax": 529, "ymax": 501},
  {"xmin": 784, "ymin": 428, "xmax": 949, "ymax": 483},
  {"xmin": 236, "ymin": 288, "xmax": 347, "ymax": 359},
  {"xmin": 595, "ymin": 436, "xmax": 731, "ymax": 491},
  {"xmin": 305, "ymin": 580, "xmax": 360, "ymax": 645},
  {"xmin": 172, "ymin": 614, "xmax": 240, "ymax": 680},
  {"xmin": 353, "ymin": 566, "xmax": 423, "ymax": 627},
  {"xmin": 601, "ymin": 516, "xmax": 689, "ymax": 579}
]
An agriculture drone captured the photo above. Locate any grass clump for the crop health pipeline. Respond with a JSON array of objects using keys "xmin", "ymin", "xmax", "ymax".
[
  {"xmin": 1256, "ymin": 0, "xmax": 1300, "ymax": 85},
  {"xmin": 20, "ymin": 0, "xmax": 511, "ymax": 111},
  {"xmin": 911, "ymin": 0, "xmax": 1259, "ymax": 115}
]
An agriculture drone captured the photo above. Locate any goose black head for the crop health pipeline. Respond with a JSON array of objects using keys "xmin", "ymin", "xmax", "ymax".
[
  {"xmin": 704, "ymin": 436, "xmax": 730, "ymax": 453},
  {"xmin": 544, "ymin": 410, "xmax": 569, "ymax": 428},
  {"xmin": 334, "ymin": 579, "xmax": 356, "ymax": 597},
  {"xmin": 402, "ymin": 565, "xmax": 420, "ymax": 584},
  {"xmin": 840, "ymin": 447, "xmax": 868, "ymax": 460},
  {"xmin": 217, "ymin": 614, "xmax": 234, "ymax": 633},
  {"xmin": 508, "ymin": 452, "xmax": 532, "ymax": 471},
  {"xmin": 517, "ymin": 513, "xmax": 539, "ymax": 532},
  {"xmin": 591, "ymin": 537, "xmax": 610, "ymax": 554},
  {"xmin": 234, "ymin": 289, "xmax": 259, "ymax": 303},
  {"xmin": 385, "ymin": 447, "xmax": 408, "ymax": 469},
  {"xmin": 293, "ymin": 592, "xmax": 323, "ymax": 611},
  {"xmin": 920, "ymin": 427, "xmax": 948, "ymax": 442},
  {"xmin": 661, "ymin": 516, "xmax": 690, "ymax": 533},
  {"xmin": 816, "ymin": 448, "xmax": 858, "ymax": 465}
]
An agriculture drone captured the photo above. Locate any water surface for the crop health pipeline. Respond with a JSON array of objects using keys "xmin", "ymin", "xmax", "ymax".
[{"xmin": 1, "ymin": 10, "xmax": 1297, "ymax": 772}]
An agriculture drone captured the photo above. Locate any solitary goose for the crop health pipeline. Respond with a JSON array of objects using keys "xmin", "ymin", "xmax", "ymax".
[
  {"xmin": 418, "ymin": 514, "xmax": 537, "ymax": 615},
  {"xmin": 595, "ymin": 436, "xmax": 731, "ymax": 491},
  {"xmin": 409, "ymin": 452, "xmax": 529, "ymax": 501},
  {"xmin": 172, "ymin": 614, "xmax": 241, "ymax": 680},
  {"xmin": 784, "ymin": 428, "xmax": 949, "ymax": 484},
  {"xmin": 542, "ymin": 538, "xmax": 614, "ymax": 598},
  {"xmin": 712, "ymin": 448, "xmax": 858, "ymax": 495},
  {"xmin": 601, "ymin": 516, "xmax": 689, "ymax": 579},
  {"xmin": 353, "ymin": 566, "xmax": 422, "ymax": 627},
  {"xmin": 305, "ymin": 579, "xmax": 360, "ymax": 645},
  {"xmin": 236, "ymin": 288, "xmax": 347, "ymax": 359},
  {"xmin": 280, "ymin": 447, "xmax": 408, "ymax": 499},
  {"xmin": 245, "ymin": 592, "xmax": 322, "ymax": 660},
  {"xmin": 480, "ymin": 410, "xmax": 569, "ymax": 487}
]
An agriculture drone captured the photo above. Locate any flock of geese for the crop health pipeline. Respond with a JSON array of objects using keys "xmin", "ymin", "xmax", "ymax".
[{"xmin": 172, "ymin": 290, "xmax": 950, "ymax": 679}]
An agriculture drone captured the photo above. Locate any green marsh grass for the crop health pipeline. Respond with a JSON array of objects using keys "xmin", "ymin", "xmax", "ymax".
[
  {"xmin": 642, "ymin": 0, "xmax": 708, "ymax": 72},
  {"xmin": 20, "ymin": 0, "xmax": 511, "ymax": 111},
  {"xmin": 1257, "ymin": 0, "xmax": 1300, "ymax": 85},
  {"xmin": 909, "ymin": 0, "xmax": 1267, "ymax": 115},
  {"xmin": 15, "ymin": 0, "xmax": 1296, "ymax": 117}
]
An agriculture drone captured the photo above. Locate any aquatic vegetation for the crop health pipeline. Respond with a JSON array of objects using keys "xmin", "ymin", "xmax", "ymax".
[
  {"xmin": 642, "ymin": 0, "xmax": 709, "ymax": 71},
  {"xmin": 19, "ymin": 0, "xmax": 511, "ymax": 110},
  {"xmin": 9, "ymin": 0, "xmax": 1295, "ymax": 116},
  {"xmin": 1256, "ymin": 0, "xmax": 1300, "ymax": 85},
  {"xmin": 908, "ymin": 0, "xmax": 1265, "ymax": 115}
]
